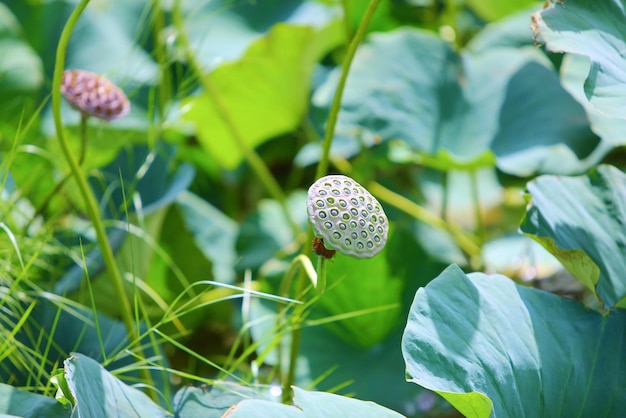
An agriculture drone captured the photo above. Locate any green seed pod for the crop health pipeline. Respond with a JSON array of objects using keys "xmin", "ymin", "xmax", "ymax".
[
  {"xmin": 61, "ymin": 69, "xmax": 130, "ymax": 121},
  {"xmin": 307, "ymin": 175, "xmax": 388, "ymax": 259}
]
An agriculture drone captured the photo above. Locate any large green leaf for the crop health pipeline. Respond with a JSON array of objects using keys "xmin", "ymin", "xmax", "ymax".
[
  {"xmin": 0, "ymin": 3, "xmax": 43, "ymax": 93},
  {"xmin": 173, "ymin": 381, "xmax": 405, "ymax": 417},
  {"xmin": 64, "ymin": 353, "xmax": 171, "ymax": 418},
  {"xmin": 173, "ymin": 383, "xmax": 264, "ymax": 418},
  {"xmin": 249, "ymin": 229, "xmax": 453, "ymax": 416},
  {"xmin": 225, "ymin": 386, "xmax": 405, "ymax": 418},
  {"xmin": 175, "ymin": 191, "xmax": 239, "ymax": 284},
  {"xmin": 0, "ymin": 383, "xmax": 68, "ymax": 418},
  {"xmin": 182, "ymin": 21, "xmax": 344, "ymax": 169},
  {"xmin": 308, "ymin": 28, "xmax": 598, "ymax": 176},
  {"xmin": 467, "ymin": 0, "xmax": 538, "ymax": 21},
  {"xmin": 402, "ymin": 264, "xmax": 626, "ymax": 418},
  {"xmin": 236, "ymin": 192, "xmax": 307, "ymax": 273},
  {"xmin": 561, "ymin": 53, "xmax": 626, "ymax": 152},
  {"xmin": 532, "ymin": 0, "xmax": 626, "ymax": 118},
  {"xmin": 315, "ymin": 228, "xmax": 403, "ymax": 348},
  {"xmin": 521, "ymin": 164, "xmax": 626, "ymax": 308},
  {"xmin": 180, "ymin": 0, "xmax": 341, "ymax": 69}
]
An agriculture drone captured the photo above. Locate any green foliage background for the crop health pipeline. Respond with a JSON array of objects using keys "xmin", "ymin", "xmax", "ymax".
[{"xmin": 1, "ymin": 0, "xmax": 625, "ymax": 417}]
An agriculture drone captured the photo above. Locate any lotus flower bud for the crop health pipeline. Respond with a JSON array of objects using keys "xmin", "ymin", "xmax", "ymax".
[
  {"xmin": 61, "ymin": 69, "xmax": 130, "ymax": 121},
  {"xmin": 307, "ymin": 175, "xmax": 388, "ymax": 259}
]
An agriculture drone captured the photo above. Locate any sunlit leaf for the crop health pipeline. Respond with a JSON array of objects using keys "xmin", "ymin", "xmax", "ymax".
[
  {"xmin": 181, "ymin": 0, "xmax": 341, "ymax": 69},
  {"xmin": 402, "ymin": 264, "xmax": 626, "ymax": 418},
  {"xmin": 64, "ymin": 353, "xmax": 171, "ymax": 418},
  {"xmin": 308, "ymin": 28, "xmax": 598, "ymax": 175},
  {"xmin": 182, "ymin": 22, "xmax": 344, "ymax": 169},
  {"xmin": 0, "ymin": 383, "xmax": 68, "ymax": 418},
  {"xmin": 467, "ymin": 0, "xmax": 538, "ymax": 21},
  {"xmin": 225, "ymin": 386, "xmax": 405, "ymax": 418},
  {"xmin": 521, "ymin": 164, "xmax": 626, "ymax": 308},
  {"xmin": 532, "ymin": 0, "xmax": 626, "ymax": 118}
]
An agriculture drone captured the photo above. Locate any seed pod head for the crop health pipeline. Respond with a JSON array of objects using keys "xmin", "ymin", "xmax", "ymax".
[
  {"xmin": 307, "ymin": 175, "xmax": 388, "ymax": 259},
  {"xmin": 61, "ymin": 69, "xmax": 130, "ymax": 121}
]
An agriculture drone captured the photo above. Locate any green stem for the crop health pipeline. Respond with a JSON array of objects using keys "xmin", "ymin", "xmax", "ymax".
[
  {"xmin": 283, "ymin": 0, "xmax": 382, "ymax": 404},
  {"xmin": 151, "ymin": 0, "xmax": 171, "ymax": 121},
  {"xmin": 315, "ymin": 0, "xmax": 382, "ymax": 180},
  {"xmin": 172, "ymin": 1, "xmax": 300, "ymax": 240},
  {"xmin": 367, "ymin": 181, "xmax": 482, "ymax": 263},
  {"xmin": 441, "ymin": 170, "xmax": 449, "ymax": 221},
  {"xmin": 282, "ymin": 268, "xmax": 307, "ymax": 404},
  {"xmin": 51, "ymin": 0, "xmax": 156, "ymax": 399},
  {"xmin": 27, "ymin": 114, "xmax": 88, "ymax": 227},
  {"xmin": 469, "ymin": 169, "xmax": 485, "ymax": 244}
]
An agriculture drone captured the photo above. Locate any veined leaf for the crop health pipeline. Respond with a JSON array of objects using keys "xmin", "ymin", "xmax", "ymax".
[
  {"xmin": 521, "ymin": 164, "xmax": 626, "ymax": 308},
  {"xmin": 182, "ymin": 21, "xmax": 344, "ymax": 169},
  {"xmin": 532, "ymin": 0, "xmax": 626, "ymax": 118},
  {"xmin": 64, "ymin": 353, "xmax": 171, "ymax": 418},
  {"xmin": 402, "ymin": 264, "xmax": 626, "ymax": 418},
  {"xmin": 309, "ymin": 28, "xmax": 598, "ymax": 176}
]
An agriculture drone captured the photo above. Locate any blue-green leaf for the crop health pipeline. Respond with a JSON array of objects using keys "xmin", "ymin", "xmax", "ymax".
[
  {"xmin": 521, "ymin": 164, "xmax": 626, "ymax": 308},
  {"xmin": 182, "ymin": 21, "xmax": 344, "ymax": 169},
  {"xmin": 532, "ymin": 0, "xmax": 626, "ymax": 118},
  {"xmin": 402, "ymin": 264, "xmax": 626, "ymax": 418},
  {"xmin": 309, "ymin": 28, "xmax": 598, "ymax": 175},
  {"xmin": 64, "ymin": 353, "xmax": 171, "ymax": 418},
  {"xmin": 0, "ymin": 383, "xmax": 68, "ymax": 418}
]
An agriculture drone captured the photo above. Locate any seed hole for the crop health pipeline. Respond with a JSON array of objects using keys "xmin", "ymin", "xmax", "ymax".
[
  {"xmin": 333, "ymin": 232, "xmax": 341, "ymax": 239},
  {"xmin": 339, "ymin": 199, "xmax": 347, "ymax": 208},
  {"xmin": 360, "ymin": 231, "xmax": 368, "ymax": 238},
  {"xmin": 351, "ymin": 232, "xmax": 358, "ymax": 239},
  {"xmin": 345, "ymin": 238, "xmax": 352, "ymax": 246},
  {"xmin": 367, "ymin": 241, "xmax": 373, "ymax": 248},
  {"xmin": 357, "ymin": 242, "xmax": 364, "ymax": 249},
  {"xmin": 316, "ymin": 200, "xmax": 325, "ymax": 208},
  {"xmin": 330, "ymin": 209, "xmax": 339, "ymax": 216},
  {"xmin": 324, "ymin": 222, "xmax": 333, "ymax": 229},
  {"xmin": 339, "ymin": 223, "xmax": 347, "ymax": 230},
  {"xmin": 319, "ymin": 211, "xmax": 327, "ymax": 219}
]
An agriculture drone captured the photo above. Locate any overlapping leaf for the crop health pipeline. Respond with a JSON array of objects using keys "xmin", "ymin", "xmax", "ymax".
[
  {"xmin": 182, "ymin": 21, "xmax": 344, "ymax": 169},
  {"xmin": 0, "ymin": 383, "xmax": 68, "ymax": 418},
  {"xmin": 402, "ymin": 264, "xmax": 626, "ymax": 418},
  {"xmin": 307, "ymin": 28, "xmax": 598, "ymax": 176},
  {"xmin": 521, "ymin": 164, "xmax": 626, "ymax": 308},
  {"xmin": 224, "ymin": 386, "xmax": 405, "ymax": 418},
  {"xmin": 64, "ymin": 353, "xmax": 171, "ymax": 418},
  {"xmin": 532, "ymin": 0, "xmax": 626, "ymax": 118}
]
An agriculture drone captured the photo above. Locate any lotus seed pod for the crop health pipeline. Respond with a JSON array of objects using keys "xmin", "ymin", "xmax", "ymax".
[
  {"xmin": 307, "ymin": 175, "xmax": 389, "ymax": 259},
  {"xmin": 61, "ymin": 69, "xmax": 130, "ymax": 121}
]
